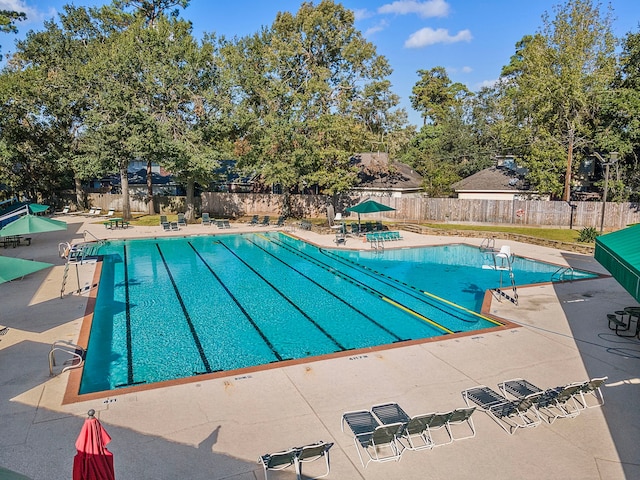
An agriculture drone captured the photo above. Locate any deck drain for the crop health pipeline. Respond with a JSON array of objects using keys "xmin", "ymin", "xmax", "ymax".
[{"xmin": 0, "ymin": 327, "xmax": 9, "ymax": 336}]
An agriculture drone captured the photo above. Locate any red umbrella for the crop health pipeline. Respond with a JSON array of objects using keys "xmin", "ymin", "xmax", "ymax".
[{"xmin": 73, "ymin": 410, "xmax": 115, "ymax": 480}]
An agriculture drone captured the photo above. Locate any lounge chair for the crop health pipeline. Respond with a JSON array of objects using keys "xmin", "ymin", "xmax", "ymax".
[
  {"xmin": 273, "ymin": 216, "xmax": 285, "ymax": 227},
  {"xmin": 258, "ymin": 447, "xmax": 297, "ymax": 480},
  {"xmin": 498, "ymin": 378, "xmax": 581, "ymax": 423},
  {"xmin": 341, "ymin": 410, "xmax": 404, "ymax": 468},
  {"xmin": 462, "ymin": 385, "xmax": 540, "ymax": 434},
  {"xmin": 90, "ymin": 208, "xmax": 102, "ymax": 217},
  {"xmin": 222, "ymin": 220, "xmax": 231, "ymax": 229},
  {"xmin": 260, "ymin": 215, "xmax": 270, "ymax": 226},
  {"xmin": 83, "ymin": 207, "xmax": 96, "ymax": 216},
  {"xmin": 574, "ymin": 376, "xmax": 608, "ymax": 409},
  {"xmin": 371, "ymin": 403, "xmax": 434, "ymax": 451},
  {"xmin": 296, "ymin": 441, "xmax": 333, "ymax": 480},
  {"xmin": 170, "ymin": 221, "xmax": 179, "ymax": 231},
  {"xmin": 201, "ymin": 212, "xmax": 211, "ymax": 226},
  {"xmin": 101, "ymin": 209, "xmax": 115, "ymax": 218},
  {"xmin": 177, "ymin": 213, "xmax": 186, "ymax": 227},
  {"xmin": 248, "ymin": 215, "xmax": 259, "ymax": 225},
  {"xmin": 57, "ymin": 206, "xmax": 70, "ymax": 215},
  {"xmin": 447, "ymin": 407, "xmax": 476, "ymax": 441}
]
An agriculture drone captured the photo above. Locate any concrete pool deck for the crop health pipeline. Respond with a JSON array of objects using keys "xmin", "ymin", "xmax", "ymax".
[{"xmin": 1, "ymin": 214, "xmax": 639, "ymax": 479}]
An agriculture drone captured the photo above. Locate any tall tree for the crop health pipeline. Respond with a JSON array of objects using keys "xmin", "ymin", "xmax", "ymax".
[
  {"xmin": 225, "ymin": 0, "xmax": 405, "ymax": 208},
  {"xmin": 503, "ymin": 0, "xmax": 617, "ymax": 199}
]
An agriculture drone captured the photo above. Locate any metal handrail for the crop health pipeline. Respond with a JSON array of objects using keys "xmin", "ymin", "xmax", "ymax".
[
  {"xmin": 551, "ymin": 266, "xmax": 575, "ymax": 282},
  {"xmin": 49, "ymin": 341, "xmax": 85, "ymax": 376}
]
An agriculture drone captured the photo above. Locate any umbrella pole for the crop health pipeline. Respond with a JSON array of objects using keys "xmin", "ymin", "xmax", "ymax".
[{"xmin": 76, "ymin": 264, "xmax": 81, "ymax": 294}]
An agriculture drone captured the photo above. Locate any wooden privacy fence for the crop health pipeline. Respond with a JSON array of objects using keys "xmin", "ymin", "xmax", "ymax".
[{"xmin": 87, "ymin": 192, "xmax": 640, "ymax": 230}]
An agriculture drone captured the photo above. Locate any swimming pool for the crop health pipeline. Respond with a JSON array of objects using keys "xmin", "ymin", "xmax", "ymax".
[{"xmin": 79, "ymin": 233, "xmax": 595, "ymax": 394}]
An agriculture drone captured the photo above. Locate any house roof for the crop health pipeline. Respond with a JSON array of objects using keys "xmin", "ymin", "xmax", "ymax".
[
  {"xmin": 351, "ymin": 152, "xmax": 423, "ymax": 191},
  {"xmin": 451, "ymin": 166, "xmax": 529, "ymax": 192}
]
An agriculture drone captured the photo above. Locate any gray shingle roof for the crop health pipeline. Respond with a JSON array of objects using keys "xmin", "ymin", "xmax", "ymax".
[
  {"xmin": 351, "ymin": 153, "xmax": 423, "ymax": 191},
  {"xmin": 451, "ymin": 166, "xmax": 529, "ymax": 192}
]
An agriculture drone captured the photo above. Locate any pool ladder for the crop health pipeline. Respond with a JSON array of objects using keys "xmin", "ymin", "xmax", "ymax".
[
  {"xmin": 551, "ymin": 267, "xmax": 575, "ymax": 282},
  {"xmin": 49, "ymin": 340, "xmax": 86, "ymax": 376}
]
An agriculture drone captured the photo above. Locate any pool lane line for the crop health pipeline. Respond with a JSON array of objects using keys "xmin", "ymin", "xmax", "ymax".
[
  {"xmin": 187, "ymin": 242, "xmax": 284, "ymax": 362},
  {"xmin": 265, "ymin": 235, "xmax": 454, "ymax": 335},
  {"xmin": 319, "ymin": 247, "xmax": 499, "ymax": 325},
  {"xmin": 155, "ymin": 244, "xmax": 213, "ymax": 374},
  {"xmin": 247, "ymin": 235, "xmax": 404, "ymax": 342},
  {"xmin": 216, "ymin": 240, "xmax": 346, "ymax": 351},
  {"xmin": 123, "ymin": 244, "xmax": 135, "ymax": 386}
]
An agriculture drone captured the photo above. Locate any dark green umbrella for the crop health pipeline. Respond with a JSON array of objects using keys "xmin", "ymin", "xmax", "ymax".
[
  {"xmin": 28, "ymin": 203, "xmax": 50, "ymax": 214},
  {"xmin": 346, "ymin": 199, "xmax": 395, "ymax": 230},
  {"xmin": 0, "ymin": 256, "xmax": 54, "ymax": 284},
  {"xmin": 0, "ymin": 214, "xmax": 67, "ymax": 237}
]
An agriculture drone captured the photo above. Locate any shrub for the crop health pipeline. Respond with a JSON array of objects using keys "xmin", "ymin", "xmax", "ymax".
[{"xmin": 578, "ymin": 226, "xmax": 599, "ymax": 243}]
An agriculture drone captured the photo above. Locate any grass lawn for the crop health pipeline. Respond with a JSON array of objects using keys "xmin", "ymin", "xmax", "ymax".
[{"xmin": 422, "ymin": 223, "xmax": 583, "ymax": 243}]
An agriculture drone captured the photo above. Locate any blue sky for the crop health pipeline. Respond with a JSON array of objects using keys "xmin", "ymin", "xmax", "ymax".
[{"xmin": 1, "ymin": 0, "xmax": 638, "ymax": 126}]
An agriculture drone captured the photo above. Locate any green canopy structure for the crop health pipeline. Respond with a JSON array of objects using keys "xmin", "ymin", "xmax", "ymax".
[
  {"xmin": 0, "ymin": 256, "xmax": 54, "ymax": 284},
  {"xmin": 595, "ymin": 224, "xmax": 640, "ymax": 303},
  {"xmin": 0, "ymin": 214, "xmax": 67, "ymax": 237},
  {"xmin": 346, "ymin": 199, "xmax": 395, "ymax": 229},
  {"xmin": 28, "ymin": 204, "xmax": 50, "ymax": 214}
]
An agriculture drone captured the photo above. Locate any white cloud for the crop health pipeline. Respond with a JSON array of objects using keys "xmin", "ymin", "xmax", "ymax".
[
  {"xmin": 0, "ymin": 0, "xmax": 56, "ymax": 24},
  {"xmin": 404, "ymin": 27, "xmax": 472, "ymax": 48},
  {"xmin": 378, "ymin": 0, "xmax": 450, "ymax": 18},
  {"xmin": 364, "ymin": 20, "xmax": 389, "ymax": 37},
  {"xmin": 352, "ymin": 8, "xmax": 375, "ymax": 21},
  {"xmin": 478, "ymin": 79, "xmax": 499, "ymax": 89},
  {"xmin": 461, "ymin": 66, "xmax": 473, "ymax": 73}
]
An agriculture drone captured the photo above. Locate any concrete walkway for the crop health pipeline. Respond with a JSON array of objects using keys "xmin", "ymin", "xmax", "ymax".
[{"xmin": 0, "ymin": 215, "xmax": 639, "ymax": 479}]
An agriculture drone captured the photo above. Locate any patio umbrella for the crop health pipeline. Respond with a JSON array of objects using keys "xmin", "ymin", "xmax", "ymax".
[
  {"xmin": 27, "ymin": 203, "xmax": 50, "ymax": 214},
  {"xmin": 0, "ymin": 214, "xmax": 66, "ymax": 237},
  {"xmin": 346, "ymin": 199, "xmax": 395, "ymax": 230},
  {"xmin": 0, "ymin": 256, "xmax": 53, "ymax": 284},
  {"xmin": 73, "ymin": 410, "xmax": 115, "ymax": 480}
]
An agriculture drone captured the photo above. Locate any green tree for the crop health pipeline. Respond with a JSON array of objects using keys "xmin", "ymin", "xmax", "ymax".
[
  {"xmin": 224, "ymin": 0, "xmax": 405, "ymax": 209},
  {"xmin": 502, "ymin": 0, "xmax": 617, "ymax": 199}
]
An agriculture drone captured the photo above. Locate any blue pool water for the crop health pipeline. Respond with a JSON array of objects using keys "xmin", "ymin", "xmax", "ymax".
[{"xmin": 80, "ymin": 233, "xmax": 596, "ymax": 394}]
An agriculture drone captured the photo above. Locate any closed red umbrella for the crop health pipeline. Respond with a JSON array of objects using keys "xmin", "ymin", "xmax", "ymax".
[{"xmin": 73, "ymin": 410, "xmax": 115, "ymax": 480}]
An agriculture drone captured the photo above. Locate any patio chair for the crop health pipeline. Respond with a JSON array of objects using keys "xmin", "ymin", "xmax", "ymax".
[
  {"xmin": 260, "ymin": 215, "xmax": 270, "ymax": 226},
  {"xmin": 160, "ymin": 215, "xmax": 168, "ymax": 225},
  {"xmin": 201, "ymin": 212, "xmax": 211, "ymax": 226},
  {"xmin": 177, "ymin": 213, "xmax": 186, "ymax": 227},
  {"xmin": 258, "ymin": 447, "xmax": 298, "ymax": 480},
  {"xmin": 296, "ymin": 441, "xmax": 333, "ymax": 480},
  {"xmin": 350, "ymin": 223, "xmax": 360, "ymax": 235},
  {"xmin": 222, "ymin": 220, "xmax": 231, "ymax": 229},
  {"xmin": 574, "ymin": 376, "xmax": 608, "ymax": 409},
  {"xmin": 462, "ymin": 385, "xmax": 540, "ymax": 434},
  {"xmin": 170, "ymin": 221, "xmax": 179, "ymax": 231},
  {"xmin": 498, "ymin": 379, "xmax": 581, "ymax": 423},
  {"xmin": 447, "ymin": 407, "xmax": 476, "ymax": 441},
  {"xmin": 371, "ymin": 403, "xmax": 434, "ymax": 451},
  {"xmin": 248, "ymin": 215, "xmax": 259, "ymax": 225},
  {"xmin": 273, "ymin": 216, "xmax": 285, "ymax": 227},
  {"xmin": 341, "ymin": 410, "xmax": 404, "ymax": 468}
]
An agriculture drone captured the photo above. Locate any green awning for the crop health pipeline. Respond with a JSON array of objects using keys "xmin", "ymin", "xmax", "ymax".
[{"xmin": 594, "ymin": 224, "xmax": 640, "ymax": 303}]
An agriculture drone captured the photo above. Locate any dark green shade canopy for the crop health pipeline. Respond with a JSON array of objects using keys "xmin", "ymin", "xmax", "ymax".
[
  {"xmin": 28, "ymin": 204, "xmax": 50, "ymax": 214},
  {"xmin": 595, "ymin": 224, "xmax": 640, "ymax": 302},
  {"xmin": 0, "ymin": 214, "xmax": 67, "ymax": 237},
  {"xmin": 346, "ymin": 199, "xmax": 396, "ymax": 214},
  {"xmin": 0, "ymin": 256, "xmax": 54, "ymax": 284}
]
